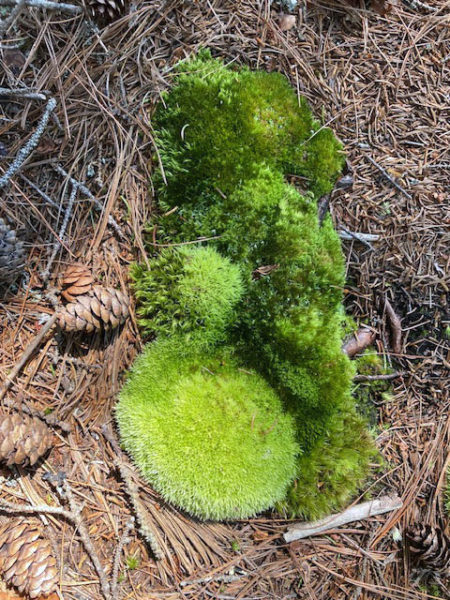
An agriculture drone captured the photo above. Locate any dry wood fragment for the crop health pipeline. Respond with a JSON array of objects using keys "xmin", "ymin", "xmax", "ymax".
[
  {"xmin": 353, "ymin": 372, "xmax": 403, "ymax": 382},
  {"xmin": 384, "ymin": 297, "xmax": 402, "ymax": 354},
  {"xmin": 284, "ymin": 495, "xmax": 403, "ymax": 543},
  {"xmin": 342, "ymin": 328, "xmax": 376, "ymax": 358}
]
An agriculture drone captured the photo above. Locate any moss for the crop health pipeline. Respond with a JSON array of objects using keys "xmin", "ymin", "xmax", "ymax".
[
  {"xmin": 131, "ymin": 246, "xmax": 243, "ymax": 344},
  {"xmin": 153, "ymin": 50, "xmax": 344, "ymax": 207},
  {"xmin": 116, "ymin": 336, "xmax": 299, "ymax": 520},
  {"xmin": 354, "ymin": 351, "xmax": 393, "ymax": 426},
  {"xmin": 277, "ymin": 404, "xmax": 378, "ymax": 519},
  {"xmin": 124, "ymin": 51, "xmax": 376, "ymax": 521}
]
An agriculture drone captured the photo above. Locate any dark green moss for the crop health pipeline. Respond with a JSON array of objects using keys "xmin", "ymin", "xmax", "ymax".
[
  {"xmin": 130, "ymin": 246, "xmax": 243, "ymax": 344},
  {"xmin": 153, "ymin": 50, "xmax": 344, "ymax": 207},
  {"xmin": 277, "ymin": 403, "xmax": 378, "ymax": 520}
]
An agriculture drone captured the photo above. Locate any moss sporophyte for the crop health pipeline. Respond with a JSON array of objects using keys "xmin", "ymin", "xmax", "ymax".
[{"xmin": 116, "ymin": 50, "xmax": 378, "ymax": 521}]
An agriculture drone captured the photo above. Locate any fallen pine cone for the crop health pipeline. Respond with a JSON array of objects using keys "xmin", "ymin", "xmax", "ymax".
[
  {"xmin": 0, "ymin": 412, "xmax": 53, "ymax": 467},
  {"xmin": 0, "ymin": 219, "xmax": 25, "ymax": 285},
  {"xmin": 60, "ymin": 263, "xmax": 94, "ymax": 302},
  {"xmin": 84, "ymin": 0, "xmax": 126, "ymax": 22},
  {"xmin": 57, "ymin": 285, "xmax": 130, "ymax": 333},
  {"xmin": 0, "ymin": 519, "xmax": 58, "ymax": 598},
  {"xmin": 407, "ymin": 524, "xmax": 450, "ymax": 576}
]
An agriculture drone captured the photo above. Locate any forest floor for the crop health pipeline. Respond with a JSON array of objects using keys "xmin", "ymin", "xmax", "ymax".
[{"xmin": 0, "ymin": 0, "xmax": 449, "ymax": 598}]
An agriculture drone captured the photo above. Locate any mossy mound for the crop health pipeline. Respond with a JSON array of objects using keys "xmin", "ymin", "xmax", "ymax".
[
  {"xmin": 116, "ymin": 337, "xmax": 299, "ymax": 520},
  {"xmin": 154, "ymin": 50, "xmax": 344, "ymax": 206},
  {"xmin": 131, "ymin": 246, "xmax": 244, "ymax": 344},
  {"xmin": 123, "ymin": 51, "xmax": 377, "ymax": 521}
]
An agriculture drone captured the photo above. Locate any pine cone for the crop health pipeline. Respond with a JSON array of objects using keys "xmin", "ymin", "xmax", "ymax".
[
  {"xmin": 407, "ymin": 524, "xmax": 450, "ymax": 575},
  {"xmin": 57, "ymin": 285, "xmax": 130, "ymax": 333},
  {"xmin": 0, "ymin": 412, "xmax": 53, "ymax": 467},
  {"xmin": 0, "ymin": 519, "xmax": 58, "ymax": 598},
  {"xmin": 0, "ymin": 219, "xmax": 25, "ymax": 284},
  {"xmin": 84, "ymin": 0, "xmax": 126, "ymax": 22},
  {"xmin": 60, "ymin": 263, "xmax": 94, "ymax": 302}
]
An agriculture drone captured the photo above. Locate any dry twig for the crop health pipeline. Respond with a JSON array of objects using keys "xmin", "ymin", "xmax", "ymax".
[
  {"xmin": 0, "ymin": 0, "xmax": 81, "ymax": 12},
  {"xmin": 366, "ymin": 156, "xmax": 412, "ymax": 200},
  {"xmin": 0, "ymin": 97, "xmax": 56, "ymax": 190},
  {"xmin": 102, "ymin": 425, "xmax": 163, "ymax": 560},
  {"xmin": 0, "ymin": 87, "xmax": 47, "ymax": 100},
  {"xmin": 110, "ymin": 517, "xmax": 135, "ymax": 599},
  {"xmin": 284, "ymin": 495, "xmax": 403, "ymax": 543},
  {"xmin": 54, "ymin": 165, "xmax": 125, "ymax": 240}
]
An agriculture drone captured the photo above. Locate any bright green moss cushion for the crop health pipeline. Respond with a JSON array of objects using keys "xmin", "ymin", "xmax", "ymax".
[{"xmin": 116, "ymin": 337, "xmax": 299, "ymax": 521}]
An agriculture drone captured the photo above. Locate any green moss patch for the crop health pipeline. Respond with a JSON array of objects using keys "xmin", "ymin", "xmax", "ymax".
[
  {"xmin": 122, "ymin": 51, "xmax": 377, "ymax": 521},
  {"xmin": 116, "ymin": 337, "xmax": 298, "ymax": 520},
  {"xmin": 154, "ymin": 50, "xmax": 344, "ymax": 207},
  {"xmin": 131, "ymin": 246, "xmax": 244, "ymax": 344}
]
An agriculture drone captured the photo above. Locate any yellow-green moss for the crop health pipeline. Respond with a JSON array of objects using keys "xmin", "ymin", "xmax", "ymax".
[{"xmin": 116, "ymin": 336, "xmax": 299, "ymax": 520}]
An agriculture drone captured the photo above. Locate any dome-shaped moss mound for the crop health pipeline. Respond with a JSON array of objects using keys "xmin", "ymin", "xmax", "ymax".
[
  {"xmin": 154, "ymin": 49, "xmax": 344, "ymax": 206},
  {"xmin": 116, "ymin": 337, "xmax": 298, "ymax": 521},
  {"xmin": 131, "ymin": 246, "xmax": 244, "ymax": 343}
]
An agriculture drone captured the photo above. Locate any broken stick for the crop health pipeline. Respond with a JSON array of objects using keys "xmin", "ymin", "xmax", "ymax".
[{"xmin": 284, "ymin": 494, "xmax": 403, "ymax": 543}]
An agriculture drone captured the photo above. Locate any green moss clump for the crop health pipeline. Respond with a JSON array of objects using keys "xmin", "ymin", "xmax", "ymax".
[
  {"xmin": 278, "ymin": 404, "xmax": 377, "ymax": 519},
  {"xmin": 116, "ymin": 336, "xmax": 299, "ymax": 521},
  {"xmin": 123, "ymin": 52, "xmax": 377, "ymax": 521},
  {"xmin": 153, "ymin": 50, "xmax": 344, "ymax": 207},
  {"xmin": 130, "ymin": 246, "xmax": 243, "ymax": 344}
]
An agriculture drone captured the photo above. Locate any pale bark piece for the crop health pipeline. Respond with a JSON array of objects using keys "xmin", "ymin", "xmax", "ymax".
[{"xmin": 284, "ymin": 495, "xmax": 403, "ymax": 543}]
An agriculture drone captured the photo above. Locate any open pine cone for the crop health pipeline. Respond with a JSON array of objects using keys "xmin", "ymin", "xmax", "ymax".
[
  {"xmin": 60, "ymin": 263, "xmax": 94, "ymax": 302},
  {"xmin": 57, "ymin": 285, "xmax": 130, "ymax": 333},
  {"xmin": 0, "ymin": 412, "xmax": 53, "ymax": 467},
  {"xmin": 84, "ymin": 0, "xmax": 126, "ymax": 22},
  {"xmin": 407, "ymin": 524, "xmax": 450, "ymax": 575},
  {"xmin": 0, "ymin": 519, "xmax": 58, "ymax": 598},
  {"xmin": 0, "ymin": 218, "xmax": 25, "ymax": 284}
]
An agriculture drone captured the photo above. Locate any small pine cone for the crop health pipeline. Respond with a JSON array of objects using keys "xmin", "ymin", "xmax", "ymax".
[
  {"xmin": 0, "ymin": 519, "xmax": 58, "ymax": 598},
  {"xmin": 406, "ymin": 524, "xmax": 450, "ymax": 575},
  {"xmin": 0, "ymin": 218, "xmax": 25, "ymax": 284},
  {"xmin": 84, "ymin": 0, "xmax": 126, "ymax": 22},
  {"xmin": 0, "ymin": 412, "xmax": 53, "ymax": 467},
  {"xmin": 57, "ymin": 285, "xmax": 130, "ymax": 333},
  {"xmin": 60, "ymin": 263, "xmax": 94, "ymax": 302}
]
